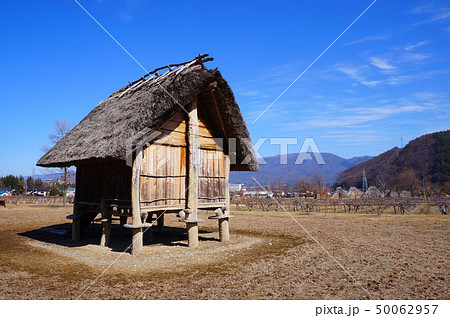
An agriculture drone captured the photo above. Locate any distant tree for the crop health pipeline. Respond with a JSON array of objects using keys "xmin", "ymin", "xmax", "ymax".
[
  {"xmin": 26, "ymin": 176, "xmax": 35, "ymax": 189},
  {"xmin": 295, "ymin": 176, "xmax": 312, "ymax": 194},
  {"xmin": 35, "ymin": 178, "xmax": 45, "ymax": 189},
  {"xmin": 19, "ymin": 175, "xmax": 27, "ymax": 191},
  {"xmin": 41, "ymin": 119, "xmax": 73, "ymax": 205},
  {"xmin": 41, "ymin": 119, "xmax": 72, "ymax": 151},
  {"xmin": 49, "ymin": 186, "xmax": 61, "ymax": 197},
  {"xmin": 433, "ymin": 131, "xmax": 450, "ymax": 183},
  {"xmin": 0, "ymin": 180, "xmax": 4, "ymax": 187},
  {"xmin": 311, "ymin": 171, "xmax": 326, "ymax": 194},
  {"xmin": 440, "ymin": 181, "xmax": 450, "ymax": 196},
  {"xmin": 1, "ymin": 175, "xmax": 19, "ymax": 188},
  {"xmin": 268, "ymin": 181, "xmax": 286, "ymax": 198},
  {"xmin": 376, "ymin": 175, "xmax": 390, "ymax": 197},
  {"xmin": 389, "ymin": 168, "xmax": 421, "ymax": 196},
  {"xmin": 420, "ymin": 177, "xmax": 435, "ymax": 197},
  {"xmin": 13, "ymin": 184, "xmax": 25, "ymax": 195}
]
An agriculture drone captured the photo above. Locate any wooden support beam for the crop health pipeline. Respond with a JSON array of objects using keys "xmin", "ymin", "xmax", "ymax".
[
  {"xmin": 130, "ymin": 149, "xmax": 144, "ymax": 255},
  {"xmin": 131, "ymin": 228, "xmax": 143, "ymax": 255},
  {"xmin": 208, "ymin": 208, "xmax": 233, "ymax": 242},
  {"xmin": 218, "ymin": 218, "xmax": 230, "ymax": 242},
  {"xmin": 100, "ymin": 217, "xmax": 111, "ymax": 247},
  {"xmin": 186, "ymin": 96, "xmax": 199, "ymax": 218},
  {"xmin": 100, "ymin": 198, "xmax": 111, "ymax": 247},
  {"xmin": 124, "ymin": 222, "xmax": 152, "ymax": 229},
  {"xmin": 186, "ymin": 222, "xmax": 199, "ymax": 247},
  {"xmin": 224, "ymin": 154, "xmax": 230, "ymax": 212},
  {"xmin": 221, "ymin": 154, "xmax": 231, "ymax": 242},
  {"xmin": 185, "ymin": 96, "xmax": 200, "ymax": 247}
]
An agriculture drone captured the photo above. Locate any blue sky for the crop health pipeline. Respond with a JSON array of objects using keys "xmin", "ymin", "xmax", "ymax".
[{"xmin": 0, "ymin": 0, "xmax": 449, "ymax": 176}]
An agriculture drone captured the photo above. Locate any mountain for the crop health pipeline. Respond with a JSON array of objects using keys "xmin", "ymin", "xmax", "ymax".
[
  {"xmin": 25, "ymin": 170, "xmax": 76, "ymax": 182},
  {"xmin": 230, "ymin": 153, "xmax": 372, "ymax": 187},
  {"xmin": 334, "ymin": 130, "xmax": 450, "ymax": 188}
]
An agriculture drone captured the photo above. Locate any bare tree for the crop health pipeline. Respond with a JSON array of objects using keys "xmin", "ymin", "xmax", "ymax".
[
  {"xmin": 389, "ymin": 168, "xmax": 421, "ymax": 197},
  {"xmin": 421, "ymin": 177, "xmax": 435, "ymax": 197},
  {"xmin": 311, "ymin": 171, "xmax": 326, "ymax": 197},
  {"xmin": 440, "ymin": 181, "xmax": 450, "ymax": 196},
  {"xmin": 295, "ymin": 176, "xmax": 312, "ymax": 195},
  {"xmin": 376, "ymin": 175, "xmax": 390, "ymax": 197},
  {"xmin": 268, "ymin": 181, "xmax": 286, "ymax": 198},
  {"xmin": 41, "ymin": 120, "xmax": 73, "ymax": 206},
  {"xmin": 41, "ymin": 120, "xmax": 71, "ymax": 152}
]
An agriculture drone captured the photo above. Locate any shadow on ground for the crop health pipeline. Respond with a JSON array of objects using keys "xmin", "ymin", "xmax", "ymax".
[{"xmin": 19, "ymin": 223, "xmax": 218, "ymax": 253}]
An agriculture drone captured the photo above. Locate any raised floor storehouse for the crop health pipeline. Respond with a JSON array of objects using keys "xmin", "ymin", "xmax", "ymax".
[{"xmin": 37, "ymin": 55, "xmax": 258, "ymax": 255}]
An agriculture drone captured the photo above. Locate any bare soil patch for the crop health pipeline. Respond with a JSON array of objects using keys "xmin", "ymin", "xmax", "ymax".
[{"xmin": 0, "ymin": 205, "xmax": 448, "ymax": 299}]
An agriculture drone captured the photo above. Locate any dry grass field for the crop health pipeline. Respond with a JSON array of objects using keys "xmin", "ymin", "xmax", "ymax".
[{"xmin": 0, "ymin": 204, "xmax": 448, "ymax": 299}]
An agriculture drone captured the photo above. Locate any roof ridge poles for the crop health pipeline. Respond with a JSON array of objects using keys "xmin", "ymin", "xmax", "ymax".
[{"xmin": 123, "ymin": 54, "xmax": 214, "ymax": 91}]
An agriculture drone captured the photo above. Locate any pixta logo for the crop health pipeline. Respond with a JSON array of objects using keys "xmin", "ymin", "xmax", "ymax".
[{"xmin": 126, "ymin": 129, "xmax": 325, "ymax": 166}]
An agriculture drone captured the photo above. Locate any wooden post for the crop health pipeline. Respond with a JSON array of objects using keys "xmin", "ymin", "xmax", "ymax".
[
  {"xmin": 222, "ymin": 154, "xmax": 231, "ymax": 242},
  {"xmin": 185, "ymin": 97, "xmax": 200, "ymax": 247},
  {"xmin": 99, "ymin": 198, "xmax": 112, "ymax": 247},
  {"xmin": 224, "ymin": 154, "xmax": 230, "ymax": 212},
  {"xmin": 130, "ymin": 150, "xmax": 144, "ymax": 255},
  {"xmin": 100, "ymin": 217, "xmax": 111, "ymax": 247},
  {"xmin": 186, "ymin": 222, "xmax": 199, "ymax": 247},
  {"xmin": 209, "ymin": 208, "xmax": 233, "ymax": 242},
  {"xmin": 131, "ymin": 228, "xmax": 143, "ymax": 255},
  {"xmin": 218, "ymin": 218, "xmax": 230, "ymax": 242}
]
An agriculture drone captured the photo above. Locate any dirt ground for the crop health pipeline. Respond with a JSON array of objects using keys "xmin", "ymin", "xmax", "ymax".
[{"xmin": 0, "ymin": 204, "xmax": 448, "ymax": 299}]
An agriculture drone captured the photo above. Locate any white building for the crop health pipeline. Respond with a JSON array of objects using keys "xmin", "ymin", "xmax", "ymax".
[
  {"xmin": 229, "ymin": 183, "xmax": 244, "ymax": 192},
  {"xmin": 66, "ymin": 188, "xmax": 76, "ymax": 197}
]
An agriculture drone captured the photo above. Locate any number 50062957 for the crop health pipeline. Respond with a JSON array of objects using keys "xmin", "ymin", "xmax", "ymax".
[{"xmin": 375, "ymin": 304, "xmax": 438, "ymax": 315}]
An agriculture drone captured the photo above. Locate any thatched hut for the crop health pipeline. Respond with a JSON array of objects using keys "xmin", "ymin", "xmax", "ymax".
[
  {"xmin": 364, "ymin": 186, "xmax": 381, "ymax": 198},
  {"xmin": 347, "ymin": 187, "xmax": 362, "ymax": 198},
  {"xmin": 331, "ymin": 187, "xmax": 348, "ymax": 199},
  {"xmin": 37, "ymin": 55, "xmax": 258, "ymax": 255}
]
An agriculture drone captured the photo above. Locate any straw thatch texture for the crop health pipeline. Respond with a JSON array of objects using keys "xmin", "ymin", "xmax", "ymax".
[
  {"xmin": 365, "ymin": 186, "xmax": 381, "ymax": 198},
  {"xmin": 331, "ymin": 186, "xmax": 349, "ymax": 199},
  {"xmin": 37, "ymin": 60, "xmax": 258, "ymax": 171}
]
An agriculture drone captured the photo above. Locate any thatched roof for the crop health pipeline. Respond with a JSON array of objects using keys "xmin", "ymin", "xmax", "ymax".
[
  {"xmin": 364, "ymin": 186, "xmax": 381, "ymax": 198},
  {"xmin": 37, "ymin": 55, "xmax": 258, "ymax": 171},
  {"xmin": 331, "ymin": 187, "xmax": 349, "ymax": 199},
  {"xmin": 347, "ymin": 187, "xmax": 362, "ymax": 198}
]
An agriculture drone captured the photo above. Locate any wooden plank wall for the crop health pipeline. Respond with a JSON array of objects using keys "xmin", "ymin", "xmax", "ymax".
[
  {"xmin": 75, "ymin": 160, "xmax": 132, "ymax": 208},
  {"xmin": 198, "ymin": 148, "xmax": 226, "ymax": 203},
  {"xmin": 139, "ymin": 110, "xmax": 226, "ymax": 208},
  {"xmin": 140, "ymin": 112, "xmax": 187, "ymax": 207},
  {"xmin": 198, "ymin": 113, "xmax": 226, "ymax": 204}
]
